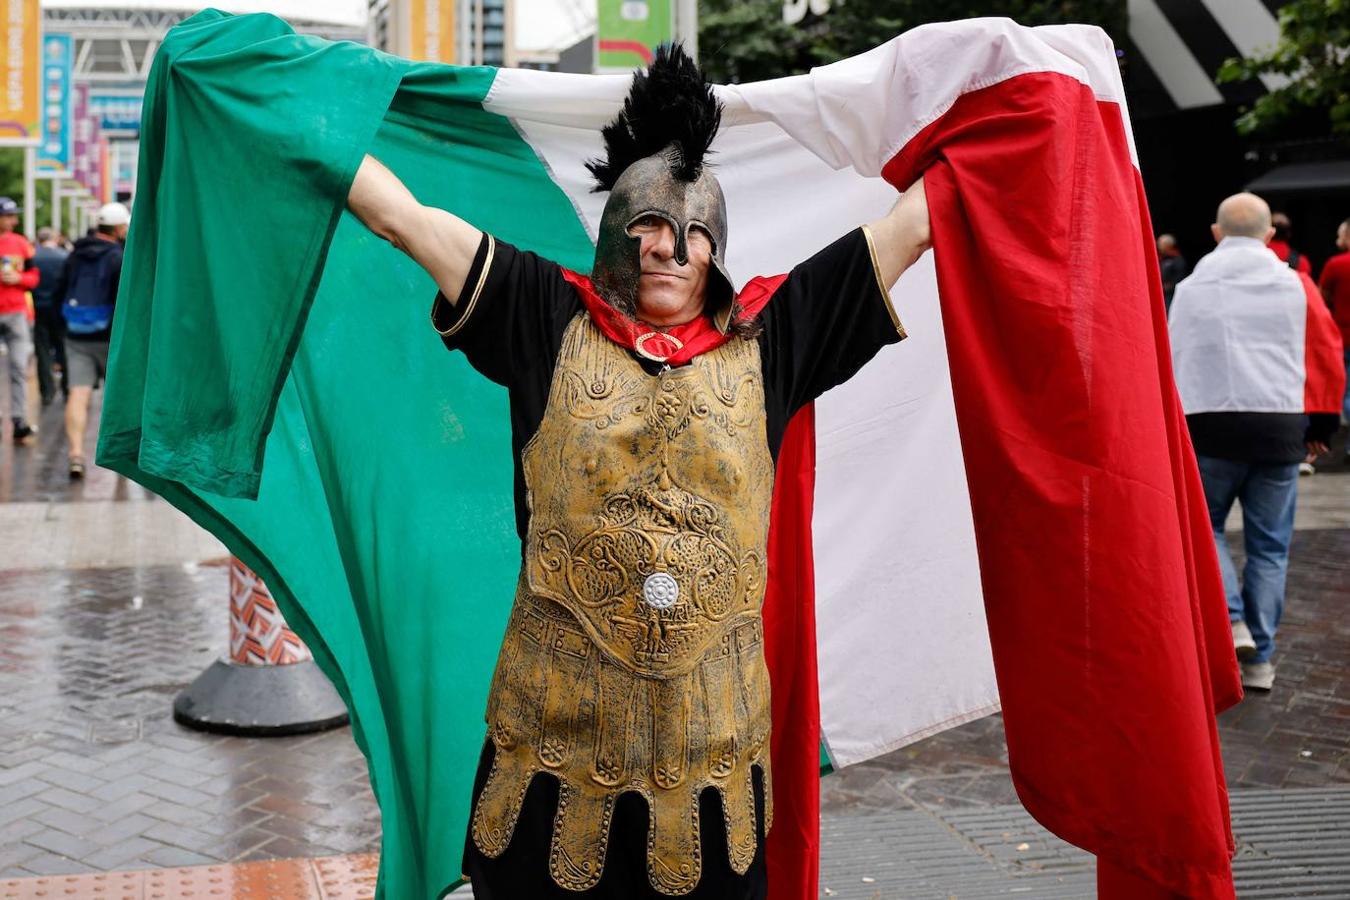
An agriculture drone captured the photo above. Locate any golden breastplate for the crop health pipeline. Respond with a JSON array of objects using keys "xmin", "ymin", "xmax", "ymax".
[{"xmin": 472, "ymin": 314, "xmax": 775, "ymax": 894}]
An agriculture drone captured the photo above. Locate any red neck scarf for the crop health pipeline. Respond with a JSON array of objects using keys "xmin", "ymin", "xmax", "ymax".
[{"xmin": 560, "ymin": 269, "xmax": 785, "ymax": 366}]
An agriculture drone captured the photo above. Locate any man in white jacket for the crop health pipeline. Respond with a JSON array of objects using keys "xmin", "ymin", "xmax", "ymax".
[{"xmin": 1169, "ymin": 192, "xmax": 1344, "ymax": 692}]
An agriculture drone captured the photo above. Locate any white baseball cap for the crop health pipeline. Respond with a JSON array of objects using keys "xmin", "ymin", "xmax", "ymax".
[{"xmin": 97, "ymin": 202, "xmax": 131, "ymax": 227}]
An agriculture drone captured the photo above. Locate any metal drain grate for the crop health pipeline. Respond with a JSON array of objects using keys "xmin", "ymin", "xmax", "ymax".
[
  {"xmin": 1229, "ymin": 789, "xmax": 1350, "ymax": 898},
  {"xmin": 819, "ymin": 788, "xmax": 1350, "ymax": 898}
]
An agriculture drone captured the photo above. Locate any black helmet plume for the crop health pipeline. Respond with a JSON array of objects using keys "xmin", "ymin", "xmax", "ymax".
[{"xmin": 586, "ymin": 43, "xmax": 723, "ymax": 191}]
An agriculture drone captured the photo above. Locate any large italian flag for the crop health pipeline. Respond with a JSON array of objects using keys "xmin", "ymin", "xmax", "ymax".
[{"xmin": 100, "ymin": 10, "xmax": 1241, "ymax": 900}]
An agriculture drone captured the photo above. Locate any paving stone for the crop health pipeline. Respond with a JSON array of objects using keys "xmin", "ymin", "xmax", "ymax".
[
  {"xmin": 8, "ymin": 853, "xmax": 99, "ymax": 877},
  {"xmin": 0, "ymin": 796, "xmax": 45, "ymax": 829},
  {"xmin": 84, "ymin": 813, "xmax": 161, "ymax": 847},
  {"xmin": 0, "ymin": 779, "xmax": 47, "ymax": 808},
  {"xmin": 138, "ymin": 846, "xmax": 219, "ymax": 869},
  {"xmin": 0, "ymin": 842, "xmax": 45, "ymax": 871},
  {"xmin": 0, "ymin": 760, "xmax": 47, "ymax": 786},
  {"xmin": 33, "ymin": 787, "xmax": 101, "ymax": 815},
  {"xmin": 80, "ymin": 836, "xmax": 169, "ymax": 871},
  {"xmin": 89, "ymin": 791, "xmax": 158, "ymax": 823},
  {"xmin": 30, "ymin": 805, "xmax": 97, "ymax": 837},
  {"xmin": 36, "ymin": 767, "xmax": 106, "ymax": 794},
  {"xmin": 24, "ymin": 828, "xmax": 100, "ymax": 859}
]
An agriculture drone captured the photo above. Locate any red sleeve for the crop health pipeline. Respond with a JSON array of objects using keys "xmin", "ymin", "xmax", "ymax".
[
  {"xmin": 1319, "ymin": 259, "xmax": 1342, "ymax": 310},
  {"xmin": 16, "ymin": 239, "xmax": 39, "ymax": 290},
  {"xmin": 1301, "ymin": 273, "xmax": 1345, "ymax": 414},
  {"xmin": 1297, "ymin": 254, "xmax": 1312, "ymax": 276}
]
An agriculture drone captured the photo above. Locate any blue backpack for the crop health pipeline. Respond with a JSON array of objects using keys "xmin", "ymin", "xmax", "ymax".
[{"xmin": 62, "ymin": 248, "xmax": 120, "ymax": 335}]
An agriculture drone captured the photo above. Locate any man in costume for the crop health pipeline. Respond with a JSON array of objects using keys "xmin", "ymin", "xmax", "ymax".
[{"xmin": 347, "ymin": 46, "xmax": 930, "ymax": 897}]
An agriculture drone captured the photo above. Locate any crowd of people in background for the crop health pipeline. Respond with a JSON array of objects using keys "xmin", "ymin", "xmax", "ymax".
[{"xmin": 0, "ymin": 197, "xmax": 130, "ymax": 478}]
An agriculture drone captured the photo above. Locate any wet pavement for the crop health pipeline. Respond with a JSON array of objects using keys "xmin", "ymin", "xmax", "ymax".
[{"xmin": 2, "ymin": 391, "xmax": 1348, "ymax": 896}]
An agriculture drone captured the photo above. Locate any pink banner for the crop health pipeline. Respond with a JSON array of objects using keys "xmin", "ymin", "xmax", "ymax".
[{"xmin": 71, "ymin": 83, "xmax": 102, "ymax": 203}]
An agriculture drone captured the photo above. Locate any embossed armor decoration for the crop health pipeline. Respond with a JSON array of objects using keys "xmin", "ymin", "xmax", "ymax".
[{"xmin": 472, "ymin": 314, "xmax": 776, "ymax": 893}]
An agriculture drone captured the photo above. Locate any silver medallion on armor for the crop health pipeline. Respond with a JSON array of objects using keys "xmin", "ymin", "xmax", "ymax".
[{"xmin": 642, "ymin": 572, "xmax": 680, "ymax": 609}]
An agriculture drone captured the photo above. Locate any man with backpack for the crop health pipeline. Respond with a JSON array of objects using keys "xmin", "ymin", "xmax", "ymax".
[{"xmin": 54, "ymin": 202, "xmax": 129, "ymax": 478}]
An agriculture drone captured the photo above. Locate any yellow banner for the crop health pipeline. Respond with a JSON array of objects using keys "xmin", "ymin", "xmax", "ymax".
[
  {"xmin": 408, "ymin": 0, "xmax": 455, "ymax": 63},
  {"xmin": 1, "ymin": 0, "xmax": 40, "ymax": 139}
]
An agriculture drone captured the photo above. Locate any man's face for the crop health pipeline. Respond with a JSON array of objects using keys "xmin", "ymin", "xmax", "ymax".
[
  {"xmin": 1338, "ymin": 224, "xmax": 1349, "ymax": 252},
  {"xmin": 114, "ymin": 223, "xmax": 129, "ymax": 241},
  {"xmin": 0, "ymin": 214, "xmax": 16, "ymax": 234},
  {"xmin": 628, "ymin": 215, "xmax": 710, "ymax": 328}
]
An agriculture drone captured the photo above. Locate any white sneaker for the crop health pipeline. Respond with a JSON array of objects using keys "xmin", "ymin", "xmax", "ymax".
[
  {"xmin": 1231, "ymin": 619, "xmax": 1257, "ymax": 662},
  {"xmin": 1241, "ymin": 661, "xmax": 1274, "ymax": 692},
  {"xmin": 1298, "ymin": 461, "xmax": 1315, "ymax": 476}
]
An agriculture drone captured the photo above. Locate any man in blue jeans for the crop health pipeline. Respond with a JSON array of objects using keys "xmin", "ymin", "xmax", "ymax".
[{"xmin": 1169, "ymin": 193, "xmax": 1344, "ymax": 692}]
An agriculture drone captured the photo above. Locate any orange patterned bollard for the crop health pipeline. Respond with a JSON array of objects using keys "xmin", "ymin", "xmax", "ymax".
[
  {"xmin": 173, "ymin": 557, "xmax": 348, "ymax": 736},
  {"xmin": 229, "ymin": 558, "xmax": 312, "ymax": 665}
]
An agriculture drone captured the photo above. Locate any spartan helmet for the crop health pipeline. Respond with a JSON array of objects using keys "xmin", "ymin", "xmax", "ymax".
[{"xmin": 586, "ymin": 44, "xmax": 735, "ymax": 331}]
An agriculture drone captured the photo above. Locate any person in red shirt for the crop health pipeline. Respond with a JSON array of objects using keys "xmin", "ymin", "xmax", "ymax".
[
  {"xmin": 1317, "ymin": 216, "xmax": 1350, "ymax": 436},
  {"xmin": 0, "ymin": 196, "xmax": 41, "ymax": 444},
  {"xmin": 1269, "ymin": 211, "xmax": 1313, "ymax": 275}
]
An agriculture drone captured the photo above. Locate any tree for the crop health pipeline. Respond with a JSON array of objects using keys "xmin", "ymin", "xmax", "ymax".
[
  {"xmin": 0, "ymin": 149, "xmax": 55, "ymax": 231},
  {"xmin": 0, "ymin": 149, "xmax": 23, "ymax": 207},
  {"xmin": 699, "ymin": 0, "xmax": 1127, "ymax": 84},
  {"xmin": 1217, "ymin": 0, "xmax": 1350, "ymax": 136}
]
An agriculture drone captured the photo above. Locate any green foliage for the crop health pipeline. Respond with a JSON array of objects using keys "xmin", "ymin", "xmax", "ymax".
[
  {"xmin": 699, "ymin": 0, "xmax": 1127, "ymax": 83},
  {"xmin": 0, "ymin": 148, "xmax": 23, "ymax": 206},
  {"xmin": 0, "ymin": 148, "xmax": 58, "ymax": 233},
  {"xmin": 1217, "ymin": 0, "xmax": 1350, "ymax": 136}
]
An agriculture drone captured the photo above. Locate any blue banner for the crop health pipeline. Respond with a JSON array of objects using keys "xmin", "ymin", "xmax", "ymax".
[
  {"xmin": 88, "ymin": 93, "xmax": 143, "ymax": 133},
  {"xmin": 37, "ymin": 34, "xmax": 73, "ymax": 170}
]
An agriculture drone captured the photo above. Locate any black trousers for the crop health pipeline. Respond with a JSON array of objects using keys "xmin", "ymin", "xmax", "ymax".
[
  {"xmin": 463, "ymin": 741, "xmax": 768, "ymax": 899},
  {"xmin": 32, "ymin": 304, "xmax": 66, "ymax": 403}
]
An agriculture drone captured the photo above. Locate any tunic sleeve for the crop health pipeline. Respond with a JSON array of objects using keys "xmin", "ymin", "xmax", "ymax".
[
  {"xmin": 756, "ymin": 226, "xmax": 906, "ymax": 428},
  {"xmin": 430, "ymin": 234, "xmax": 581, "ymax": 386}
]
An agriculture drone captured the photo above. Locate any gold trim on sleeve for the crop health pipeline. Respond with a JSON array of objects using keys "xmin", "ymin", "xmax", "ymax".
[
  {"xmin": 432, "ymin": 234, "xmax": 496, "ymax": 337},
  {"xmin": 861, "ymin": 224, "xmax": 906, "ymax": 339}
]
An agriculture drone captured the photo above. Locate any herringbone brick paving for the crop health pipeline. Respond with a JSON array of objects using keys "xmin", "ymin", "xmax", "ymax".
[{"xmin": 0, "ymin": 564, "xmax": 380, "ymax": 878}]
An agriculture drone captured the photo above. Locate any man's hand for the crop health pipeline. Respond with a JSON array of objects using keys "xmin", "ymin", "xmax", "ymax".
[
  {"xmin": 866, "ymin": 178, "xmax": 932, "ymax": 290},
  {"xmin": 1306, "ymin": 441, "xmax": 1330, "ymax": 461},
  {"xmin": 346, "ymin": 155, "xmax": 482, "ymax": 303}
]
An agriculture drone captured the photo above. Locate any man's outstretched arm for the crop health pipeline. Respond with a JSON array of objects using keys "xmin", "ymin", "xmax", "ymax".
[
  {"xmin": 867, "ymin": 178, "xmax": 932, "ymax": 289},
  {"xmin": 346, "ymin": 154, "xmax": 482, "ymax": 302}
]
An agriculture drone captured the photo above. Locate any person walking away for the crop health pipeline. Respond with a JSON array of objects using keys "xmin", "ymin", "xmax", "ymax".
[
  {"xmin": 0, "ymin": 197, "xmax": 41, "ymax": 444},
  {"xmin": 1157, "ymin": 234, "xmax": 1188, "ymax": 311},
  {"xmin": 1269, "ymin": 212, "xmax": 1312, "ymax": 276},
  {"xmin": 54, "ymin": 203, "xmax": 129, "ymax": 478},
  {"xmin": 32, "ymin": 227, "xmax": 70, "ymax": 405},
  {"xmin": 1270, "ymin": 212, "xmax": 1321, "ymax": 474},
  {"xmin": 1316, "ymin": 216, "xmax": 1350, "ymax": 456},
  {"xmin": 1169, "ymin": 193, "xmax": 1345, "ymax": 693}
]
